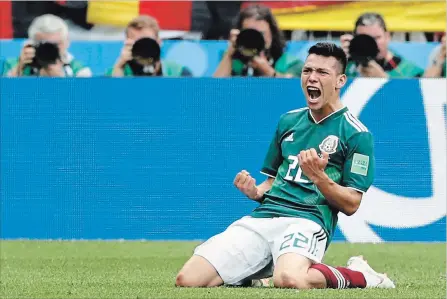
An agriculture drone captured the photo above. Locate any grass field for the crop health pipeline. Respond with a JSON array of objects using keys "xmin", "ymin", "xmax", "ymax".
[{"xmin": 0, "ymin": 241, "xmax": 445, "ymax": 298}]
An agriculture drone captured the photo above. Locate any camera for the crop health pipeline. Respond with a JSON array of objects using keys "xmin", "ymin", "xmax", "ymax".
[
  {"xmin": 348, "ymin": 34, "xmax": 379, "ymax": 67},
  {"xmin": 26, "ymin": 41, "xmax": 61, "ymax": 73},
  {"xmin": 128, "ymin": 37, "xmax": 161, "ymax": 76},
  {"xmin": 233, "ymin": 28, "xmax": 265, "ymax": 64},
  {"xmin": 231, "ymin": 28, "xmax": 266, "ymax": 76}
]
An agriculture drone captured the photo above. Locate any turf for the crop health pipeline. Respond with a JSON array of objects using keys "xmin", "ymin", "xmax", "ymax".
[{"xmin": 0, "ymin": 241, "xmax": 445, "ymax": 298}]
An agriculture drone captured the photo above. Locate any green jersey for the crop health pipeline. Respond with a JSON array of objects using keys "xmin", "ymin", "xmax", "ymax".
[
  {"xmin": 2, "ymin": 52, "xmax": 91, "ymax": 77},
  {"xmin": 232, "ymin": 53, "xmax": 304, "ymax": 77},
  {"xmin": 105, "ymin": 60, "xmax": 192, "ymax": 77},
  {"xmin": 251, "ymin": 106, "xmax": 375, "ymax": 244},
  {"xmin": 345, "ymin": 53, "xmax": 423, "ymax": 78}
]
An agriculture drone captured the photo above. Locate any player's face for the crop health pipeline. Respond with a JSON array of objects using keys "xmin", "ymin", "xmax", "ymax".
[
  {"xmin": 301, "ymin": 54, "xmax": 346, "ymax": 111},
  {"xmin": 242, "ymin": 18, "xmax": 272, "ymax": 49},
  {"xmin": 355, "ymin": 23, "xmax": 390, "ymax": 60}
]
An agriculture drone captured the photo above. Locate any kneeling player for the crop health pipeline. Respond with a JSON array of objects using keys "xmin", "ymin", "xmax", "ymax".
[{"xmin": 175, "ymin": 42, "xmax": 395, "ymax": 290}]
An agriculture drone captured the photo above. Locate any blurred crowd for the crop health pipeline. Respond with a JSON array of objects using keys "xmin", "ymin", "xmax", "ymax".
[{"xmin": 1, "ymin": 3, "xmax": 445, "ymax": 79}]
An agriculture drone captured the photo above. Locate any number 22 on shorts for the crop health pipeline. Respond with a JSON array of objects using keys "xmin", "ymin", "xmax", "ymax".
[{"xmin": 279, "ymin": 232, "xmax": 309, "ymax": 250}]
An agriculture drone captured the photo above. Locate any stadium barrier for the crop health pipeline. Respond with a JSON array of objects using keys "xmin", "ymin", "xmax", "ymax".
[
  {"xmin": 1, "ymin": 77, "xmax": 445, "ymax": 242},
  {"xmin": 0, "ymin": 40, "xmax": 440, "ymax": 77}
]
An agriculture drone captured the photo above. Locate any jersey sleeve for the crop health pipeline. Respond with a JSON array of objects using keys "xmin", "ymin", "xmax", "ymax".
[
  {"xmin": 342, "ymin": 132, "xmax": 375, "ymax": 193},
  {"xmin": 260, "ymin": 122, "xmax": 283, "ymax": 178}
]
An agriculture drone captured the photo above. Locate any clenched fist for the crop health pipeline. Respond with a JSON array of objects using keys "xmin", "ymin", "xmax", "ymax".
[
  {"xmin": 298, "ymin": 149, "xmax": 329, "ymax": 183},
  {"xmin": 233, "ymin": 170, "xmax": 259, "ymax": 200}
]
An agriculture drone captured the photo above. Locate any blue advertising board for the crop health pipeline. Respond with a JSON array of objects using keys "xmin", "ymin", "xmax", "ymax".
[{"xmin": 1, "ymin": 78, "xmax": 445, "ymax": 242}]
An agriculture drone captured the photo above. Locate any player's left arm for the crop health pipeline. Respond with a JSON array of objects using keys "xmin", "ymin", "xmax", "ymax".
[{"xmin": 299, "ymin": 132, "xmax": 375, "ymax": 216}]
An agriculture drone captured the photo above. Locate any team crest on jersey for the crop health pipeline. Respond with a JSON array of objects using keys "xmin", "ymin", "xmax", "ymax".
[{"xmin": 319, "ymin": 135, "xmax": 339, "ymax": 154}]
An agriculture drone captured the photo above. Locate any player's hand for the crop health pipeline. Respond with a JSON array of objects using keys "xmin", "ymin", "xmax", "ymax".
[
  {"xmin": 115, "ymin": 39, "xmax": 134, "ymax": 68},
  {"xmin": 234, "ymin": 170, "xmax": 259, "ymax": 200},
  {"xmin": 340, "ymin": 34, "xmax": 353, "ymax": 59},
  {"xmin": 358, "ymin": 60, "xmax": 388, "ymax": 78},
  {"xmin": 298, "ymin": 149, "xmax": 329, "ymax": 182}
]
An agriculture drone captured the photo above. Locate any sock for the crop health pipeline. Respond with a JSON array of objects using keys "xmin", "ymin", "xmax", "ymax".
[{"xmin": 310, "ymin": 263, "xmax": 367, "ymax": 289}]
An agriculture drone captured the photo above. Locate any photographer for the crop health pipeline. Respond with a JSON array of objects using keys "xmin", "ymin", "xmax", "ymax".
[
  {"xmin": 213, "ymin": 4, "xmax": 303, "ymax": 78},
  {"xmin": 3, "ymin": 14, "xmax": 91, "ymax": 77},
  {"xmin": 340, "ymin": 13, "xmax": 423, "ymax": 78},
  {"xmin": 108, "ymin": 15, "xmax": 192, "ymax": 77}
]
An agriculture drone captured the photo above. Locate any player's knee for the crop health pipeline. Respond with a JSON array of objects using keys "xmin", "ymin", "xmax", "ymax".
[
  {"xmin": 175, "ymin": 272, "xmax": 188, "ymax": 287},
  {"xmin": 273, "ymin": 271, "xmax": 311, "ymax": 289},
  {"xmin": 175, "ymin": 272, "xmax": 200, "ymax": 287},
  {"xmin": 175, "ymin": 255, "xmax": 224, "ymax": 287},
  {"xmin": 175, "ymin": 271, "xmax": 220, "ymax": 288},
  {"xmin": 273, "ymin": 271, "xmax": 297, "ymax": 289}
]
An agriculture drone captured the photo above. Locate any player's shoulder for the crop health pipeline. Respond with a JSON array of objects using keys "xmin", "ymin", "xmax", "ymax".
[
  {"xmin": 285, "ymin": 107, "xmax": 309, "ymax": 114},
  {"xmin": 341, "ymin": 109, "xmax": 372, "ymax": 139},
  {"xmin": 280, "ymin": 107, "xmax": 309, "ymax": 120},
  {"xmin": 277, "ymin": 107, "xmax": 308, "ymax": 128}
]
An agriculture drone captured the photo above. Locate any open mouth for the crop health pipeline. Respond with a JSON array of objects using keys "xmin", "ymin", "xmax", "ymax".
[{"xmin": 307, "ymin": 86, "xmax": 321, "ymax": 102}]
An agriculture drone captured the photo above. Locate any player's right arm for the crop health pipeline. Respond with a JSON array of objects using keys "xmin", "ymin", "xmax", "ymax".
[{"xmin": 234, "ymin": 171, "xmax": 274, "ymax": 203}]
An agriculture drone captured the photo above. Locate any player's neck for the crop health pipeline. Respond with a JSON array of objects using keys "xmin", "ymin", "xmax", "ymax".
[{"xmin": 311, "ymin": 100, "xmax": 344, "ymax": 123}]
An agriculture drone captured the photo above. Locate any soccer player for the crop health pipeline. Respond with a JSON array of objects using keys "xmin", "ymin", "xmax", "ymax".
[{"xmin": 175, "ymin": 42, "xmax": 396, "ymax": 290}]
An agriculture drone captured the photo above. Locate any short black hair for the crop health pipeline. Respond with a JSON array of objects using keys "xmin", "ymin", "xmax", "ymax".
[
  {"xmin": 307, "ymin": 42, "xmax": 347, "ymax": 74},
  {"xmin": 355, "ymin": 12, "xmax": 387, "ymax": 32}
]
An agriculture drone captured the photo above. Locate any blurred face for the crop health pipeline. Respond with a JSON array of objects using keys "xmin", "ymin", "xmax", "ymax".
[
  {"xmin": 34, "ymin": 31, "xmax": 68, "ymax": 55},
  {"xmin": 127, "ymin": 27, "xmax": 161, "ymax": 75},
  {"xmin": 355, "ymin": 23, "xmax": 390, "ymax": 59},
  {"xmin": 127, "ymin": 27, "xmax": 160, "ymax": 44},
  {"xmin": 301, "ymin": 54, "xmax": 346, "ymax": 111},
  {"xmin": 242, "ymin": 18, "xmax": 272, "ymax": 49}
]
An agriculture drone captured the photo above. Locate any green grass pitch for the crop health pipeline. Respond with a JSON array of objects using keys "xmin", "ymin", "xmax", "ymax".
[{"xmin": 1, "ymin": 241, "xmax": 445, "ymax": 298}]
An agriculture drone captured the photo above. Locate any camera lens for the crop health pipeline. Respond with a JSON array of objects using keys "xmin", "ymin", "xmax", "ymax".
[
  {"xmin": 348, "ymin": 34, "xmax": 379, "ymax": 67},
  {"xmin": 131, "ymin": 38, "xmax": 161, "ymax": 62},
  {"xmin": 129, "ymin": 37, "xmax": 161, "ymax": 76},
  {"xmin": 234, "ymin": 29, "xmax": 265, "ymax": 63},
  {"xmin": 34, "ymin": 42, "xmax": 60, "ymax": 68}
]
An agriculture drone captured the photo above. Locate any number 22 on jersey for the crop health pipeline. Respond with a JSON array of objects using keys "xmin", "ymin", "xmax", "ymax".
[{"xmin": 284, "ymin": 155, "xmax": 310, "ymax": 183}]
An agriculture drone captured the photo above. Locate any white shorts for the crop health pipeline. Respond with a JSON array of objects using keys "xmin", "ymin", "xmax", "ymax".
[{"xmin": 194, "ymin": 216, "xmax": 328, "ymax": 285}]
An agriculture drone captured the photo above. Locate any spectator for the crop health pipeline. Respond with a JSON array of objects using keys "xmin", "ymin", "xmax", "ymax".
[
  {"xmin": 340, "ymin": 13, "xmax": 424, "ymax": 78},
  {"xmin": 193, "ymin": 1, "xmax": 243, "ymax": 40},
  {"xmin": 107, "ymin": 15, "xmax": 192, "ymax": 77},
  {"xmin": 2, "ymin": 14, "xmax": 91, "ymax": 77},
  {"xmin": 424, "ymin": 34, "xmax": 446, "ymax": 78},
  {"xmin": 213, "ymin": 4, "xmax": 303, "ymax": 78}
]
